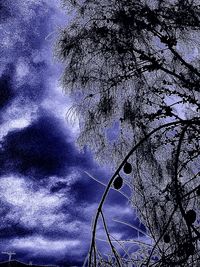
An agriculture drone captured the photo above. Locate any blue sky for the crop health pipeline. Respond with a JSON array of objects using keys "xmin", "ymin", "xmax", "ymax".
[{"xmin": 0, "ymin": 1, "xmax": 142, "ymax": 266}]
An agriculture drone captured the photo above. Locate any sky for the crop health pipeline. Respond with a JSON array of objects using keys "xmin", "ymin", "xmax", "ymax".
[{"xmin": 0, "ymin": 1, "xmax": 143, "ymax": 266}]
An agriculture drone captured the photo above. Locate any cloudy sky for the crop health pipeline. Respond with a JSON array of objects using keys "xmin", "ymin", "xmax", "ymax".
[{"xmin": 0, "ymin": 1, "xmax": 143, "ymax": 266}]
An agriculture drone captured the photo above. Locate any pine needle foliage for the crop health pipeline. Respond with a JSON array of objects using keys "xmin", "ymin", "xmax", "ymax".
[{"xmin": 56, "ymin": 0, "xmax": 200, "ymax": 266}]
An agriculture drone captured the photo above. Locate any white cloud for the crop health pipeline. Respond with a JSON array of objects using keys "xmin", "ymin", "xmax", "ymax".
[
  {"xmin": 0, "ymin": 99, "xmax": 38, "ymax": 141},
  {"xmin": 16, "ymin": 59, "xmax": 30, "ymax": 80},
  {"xmin": 12, "ymin": 236, "xmax": 80, "ymax": 252},
  {"xmin": 0, "ymin": 176, "xmax": 67, "ymax": 227},
  {"xmin": 0, "ymin": 118, "xmax": 31, "ymax": 140}
]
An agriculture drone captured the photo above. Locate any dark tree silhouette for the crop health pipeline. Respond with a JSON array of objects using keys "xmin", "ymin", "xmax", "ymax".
[{"xmin": 56, "ymin": 0, "xmax": 200, "ymax": 266}]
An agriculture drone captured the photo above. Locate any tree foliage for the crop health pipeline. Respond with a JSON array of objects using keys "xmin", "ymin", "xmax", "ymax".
[{"xmin": 56, "ymin": 0, "xmax": 200, "ymax": 266}]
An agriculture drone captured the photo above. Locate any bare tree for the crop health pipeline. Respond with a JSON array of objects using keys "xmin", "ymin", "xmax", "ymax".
[{"xmin": 56, "ymin": 0, "xmax": 200, "ymax": 266}]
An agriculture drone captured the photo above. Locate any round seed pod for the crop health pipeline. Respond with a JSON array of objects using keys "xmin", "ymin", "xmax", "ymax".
[
  {"xmin": 123, "ymin": 162, "xmax": 132, "ymax": 174},
  {"xmin": 113, "ymin": 176, "xmax": 123, "ymax": 190},
  {"xmin": 185, "ymin": 209, "xmax": 196, "ymax": 225},
  {"xmin": 163, "ymin": 234, "xmax": 170, "ymax": 243}
]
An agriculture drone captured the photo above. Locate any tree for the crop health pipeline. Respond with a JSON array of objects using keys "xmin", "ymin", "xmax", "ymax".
[{"xmin": 56, "ymin": 0, "xmax": 200, "ymax": 266}]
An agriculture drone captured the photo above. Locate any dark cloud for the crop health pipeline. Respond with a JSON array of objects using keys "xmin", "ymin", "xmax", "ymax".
[
  {"xmin": 0, "ymin": 224, "xmax": 34, "ymax": 239},
  {"xmin": 0, "ymin": 112, "xmax": 91, "ymax": 178},
  {"xmin": 0, "ymin": 200, "xmax": 32, "ymax": 239},
  {"xmin": 0, "ymin": 1, "xmax": 11, "ymax": 23},
  {"xmin": 0, "ymin": 65, "xmax": 15, "ymax": 111},
  {"xmin": 50, "ymin": 181, "xmax": 68, "ymax": 193},
  {"xmin": 69, "ymin": 173, "xmax": 104, "ymax": 204}
]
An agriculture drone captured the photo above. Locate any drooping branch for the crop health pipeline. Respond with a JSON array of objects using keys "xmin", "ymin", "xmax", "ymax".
[{"xmin": 87, "ymin": 118, "xmax": 200, "ymax": 266}]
